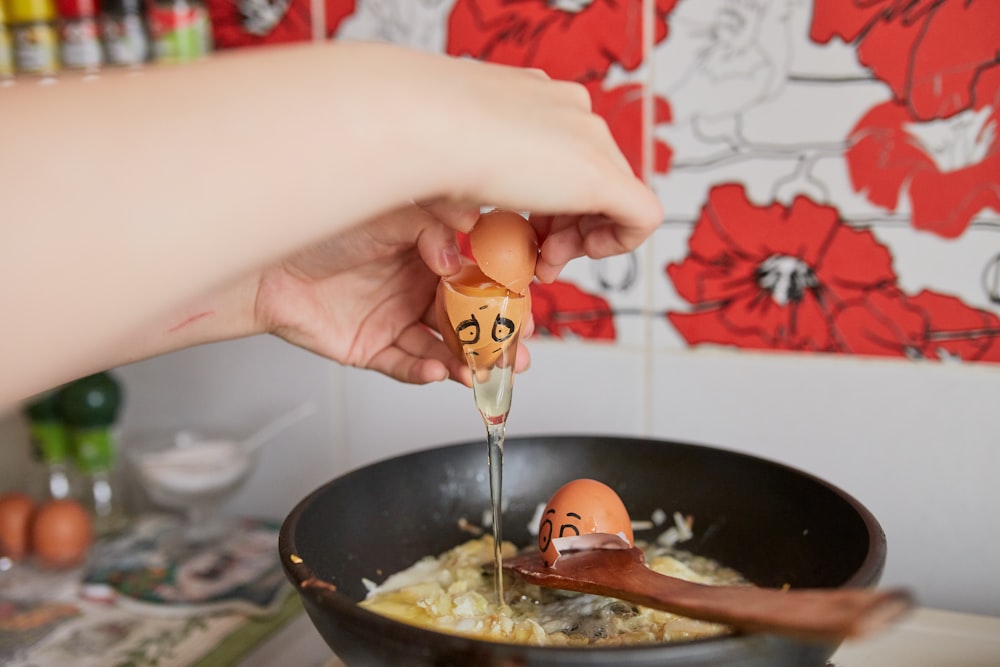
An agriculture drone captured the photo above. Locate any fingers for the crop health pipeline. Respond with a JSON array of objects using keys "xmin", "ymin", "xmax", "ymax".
[
  {"xmin": 513, "ymin": 340, "xmax": 531, "ymax": 374},
  {"xmin": 533, "ymin": 209, "xmax": 662, "ymax": 283},
  {"xmin": 366, "ymin": 323, "xmax": 466, "ymax": 385},
  {"xmin": 480, "ymin": 125, "xmax": 659, "ymax": 252}
]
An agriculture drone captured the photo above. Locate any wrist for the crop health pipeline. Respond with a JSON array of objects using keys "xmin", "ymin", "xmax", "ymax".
[{"xmin": 119, "ymin": 271, "xmax": 264, "ymax": 365}]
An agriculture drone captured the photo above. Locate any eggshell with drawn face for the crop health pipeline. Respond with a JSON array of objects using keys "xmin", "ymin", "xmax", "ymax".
[
  {"xmin": 538, "ymin": 478, "xmax": 634, "ymax": 568},
  {"xmin": 435, "ymin": 263, "xmax": 530, "ymax": 370}
]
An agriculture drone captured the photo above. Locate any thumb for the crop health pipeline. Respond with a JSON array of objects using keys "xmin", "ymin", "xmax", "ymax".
[{"xmin": 416, "ymin": 215, "xmax": 463, "ymax": 277}]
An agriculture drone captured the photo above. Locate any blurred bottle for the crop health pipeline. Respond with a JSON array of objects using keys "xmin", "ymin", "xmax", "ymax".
[
  {"xmin": 148, "ymin": 0, "xmax": 209, "ymax": 65},
  {"xmin": 0, "ymin": 0, "xmax": 15, "ymax": 80},
  {"xmin": 6, "ymin": 0, "xmax": 58, "ymax": 77},
  {"xmin": 58, "ymin": 371, "xmax": 129, "ymax": 536},
  {"xmin": 55, "ymin": 0, "xmax": 102, "ymax": 72},
  {"xmin": 98, "ymin": 0, "xmax": 147, "ymax": 67},
  {"xmin": 22, "ymin": 389, "xmax": 78, "ymax": 501}
]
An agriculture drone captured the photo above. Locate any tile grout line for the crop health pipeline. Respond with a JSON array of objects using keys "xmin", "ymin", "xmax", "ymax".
[
  {"xmin": 641, "ymin": 0, "xmax": 656, "ymax": 438},
  {"xmin": 310, "ymin": 0, "xmax": 326, "ymax": 43}
]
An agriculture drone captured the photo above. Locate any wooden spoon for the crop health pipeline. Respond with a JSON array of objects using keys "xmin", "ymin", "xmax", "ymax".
[{"xmin": 502, "ymin": 548, "xmax": 914, "ymax": 644}]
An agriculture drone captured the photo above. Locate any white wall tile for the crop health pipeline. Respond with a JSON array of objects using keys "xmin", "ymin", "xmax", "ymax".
[
  {"xmin": 340, "ymin": 339, "xmax": 649, "ymax": 469},
  {"xmin": 649, "ymin": 348, "xmax": 1000, "ymax": 615}
]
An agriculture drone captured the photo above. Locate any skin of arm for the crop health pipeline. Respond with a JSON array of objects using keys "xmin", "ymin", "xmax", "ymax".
[{"xmin": 0, "ymin": 41, "xmax": 662, "ymax": 409}]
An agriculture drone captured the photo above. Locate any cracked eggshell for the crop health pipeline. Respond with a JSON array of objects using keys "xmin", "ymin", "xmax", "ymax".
[
  {"xmin": 435, "ymin": 263, "xmax": 530, "ymax": 369},
  {"xmin": 469, "ymin": 209, "xmax": 538, "ymax": 296},
  {"xmin": 537, "ymin": 478, "xmax": 634, "ymax": 568}
]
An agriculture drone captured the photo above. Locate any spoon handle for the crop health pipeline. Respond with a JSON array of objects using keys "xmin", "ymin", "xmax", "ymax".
[
  {"xmin": 506, "ymin": 549, "xmax": 913, "ymax": 643},
  {"xmin": 616, "ymin": 559, "xmax": 912, "ymax": 642}
]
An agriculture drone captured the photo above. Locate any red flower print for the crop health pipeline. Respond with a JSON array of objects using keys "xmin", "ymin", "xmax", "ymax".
[
  {"xmin": 828, "ymin": 286, "xmax": 933, "ymax": 358},
  {"xmin": 208, "ymin": 0, "xmax": 354, "ymax": 47},
  {"xmin": 209, "ymin": 0, "xmax": 314, "ymax": 48},
  {"xmin": 846, "ymin": 68, "xmax": 1000, "ymax": 238},
  {"xmin": 810, "ymin": 0, "xmax": 1000, "ymax": 121},
  {"xmin": 667, "ymin": 184, "xmax": 1000, "ymax": 362},
  {"xmin": 531, "ymin": 280, "xmax": 616, "ymax": 341},
  {"xmin": 446, "ymin": 0, "xmax": 675, "ymax": 82},
  {"xmin": 666, "ymin": 184, "xmax": 897, "ymax": 351},
  {"xmin": 908, "ymin": 290, "xmax": 1000, "ymax": 361},
  {"xmin": 831, "ymin": 288, "xmax": 1000, "ymax": 361},
  {"xmin": 325, "ymin": 0, "xmax": 357, "ymax": 37},
  {"xmin": 585, "ymin": 81, "xmax": 673, "ymax": 177}
]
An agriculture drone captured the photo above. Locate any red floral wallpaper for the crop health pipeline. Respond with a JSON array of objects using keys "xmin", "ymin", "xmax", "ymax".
[{"xmin": 207, "ymin": 0, "xmax": 1000, "ymax": 365}]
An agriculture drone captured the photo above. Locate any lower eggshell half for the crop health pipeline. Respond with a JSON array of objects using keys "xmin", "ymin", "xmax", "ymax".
[{"xmin": 435, "ymin": 275, "xmax": 530, "ymax": 371}]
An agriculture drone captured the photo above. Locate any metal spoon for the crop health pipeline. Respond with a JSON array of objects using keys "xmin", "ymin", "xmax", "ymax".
[{"xmin": 503, "ymin": 547, "xmax": 914, "ymax": 644}]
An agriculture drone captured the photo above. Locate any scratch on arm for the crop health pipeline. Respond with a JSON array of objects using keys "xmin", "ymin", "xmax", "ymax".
[{"xmin": 167, "ymin": 310, "xmax": 215, "ymax": 333}]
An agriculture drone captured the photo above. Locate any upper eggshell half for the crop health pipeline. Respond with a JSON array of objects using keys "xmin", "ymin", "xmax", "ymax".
[{"xmin": 469, "ymin": 210, "xmax": 538, "ymax": 296}]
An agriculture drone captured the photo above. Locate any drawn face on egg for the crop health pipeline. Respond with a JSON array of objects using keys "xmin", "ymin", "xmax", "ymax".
[
  {"xmin": 435, "ymin": 264, "xmax": 529, "ymax": 370},
  {"xmin": 538, "ymin": 479, "xmax": 634, "ymax": 568}
]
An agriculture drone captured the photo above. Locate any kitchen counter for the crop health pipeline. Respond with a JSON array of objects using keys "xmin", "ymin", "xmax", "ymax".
[
  {"xmin": 239, "ymin": 606, "xmax": 1000, "ymax": 667},
  {"xmin": 832, "ymin": 608, "xmax": 1000, "ymax": 667}
]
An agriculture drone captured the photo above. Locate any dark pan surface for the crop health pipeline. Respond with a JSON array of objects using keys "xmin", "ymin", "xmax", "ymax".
[{"xmin": 280, "ymin": 435, "xmax": 887, "ymax": 666}]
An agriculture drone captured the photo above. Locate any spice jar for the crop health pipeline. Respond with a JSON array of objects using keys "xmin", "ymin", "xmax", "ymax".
[
  {"xmin": 6, "ymin": 0, "xmax": 59, "ymax": 76},
  {"xmin": 58, "ymin": 371, "xmax": 129, "ymax": 536},
  {"xmin": 99, "ymin": 0, "xmax": 149, "ymax": 67},
  {"xmin": 0, "ymin": 0, "xmax": 15, "ymax": 79},
  {"xmin": 148, "ymin": 0, "xmax": 210, "ymax": 65},
  {"xmin": 55, "ymin": 0, "xmax": 102, "ymax": 72}
]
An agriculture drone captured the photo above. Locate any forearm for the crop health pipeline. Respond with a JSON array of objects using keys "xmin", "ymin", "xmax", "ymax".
[
  {"xmin": 0, "ymin": 39, "xmax": 662, "ymax": 407},
  {"xmin": 0, "ymin": 42, "xmax": 454, "ymax": 406}
]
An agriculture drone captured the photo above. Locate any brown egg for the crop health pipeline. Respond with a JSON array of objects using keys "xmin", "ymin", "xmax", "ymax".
[
  {"xmin": 31, "ymin": 499, "xmax": 93, "ymax": 569},
  {"xmin": 469, "ymin": 209, "xmax": 538, "ymax": 296},
  {"xmin": 538, "ymin": 479, "xmax": 634, "ymax": 568},
  {"xmin": 0, "ymin": 492, "xmax": 36, "ymax": 561},
  {"xmin": 435, "ymin": 263, "xmax": 531, "ymax": 370}
]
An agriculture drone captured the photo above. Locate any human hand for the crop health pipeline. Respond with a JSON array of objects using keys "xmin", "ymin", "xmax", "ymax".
[
  {"xmin": 253, "ymin": 203, "xmax": 532, "ymax": 386},
  {"xmin": 356, "ymin": 43, "xmax": 662, "ymax": 281}
]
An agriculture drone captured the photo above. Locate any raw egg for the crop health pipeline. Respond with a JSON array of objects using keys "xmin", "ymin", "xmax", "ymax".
[
  {"xmin": 538, "ymin": 479, "xmax": 634, "ymax": 568},
  {"xmin": 30, "ymin": 499, "xmax": 93, "ymax": 569},
  {"xmin": 469, "ymin": 209, "xmax": 538, "ymax": 296},
  {"xmin": 0, "ymin": 492, "xmax": 35, "ymax": 561}
]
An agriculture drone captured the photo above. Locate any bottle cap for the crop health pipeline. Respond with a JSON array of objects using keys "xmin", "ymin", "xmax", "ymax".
[
  {"xmin": 5, "ymin": 0, "xmax": 57, "ymax": 23},
  {"xmin": 24, "ymin": 388, "xmax": 62, "ymax": 422},
  {"xmin": 99, "ymin": 0, "xmax": 141, "ymax": 14},
  {"xmin": 58, "ymin": 372, "xmax": 123, "ymax": 428},
  {"xmin": 55, "ymin": 0, "xmax": 98, "ymax": 18}
]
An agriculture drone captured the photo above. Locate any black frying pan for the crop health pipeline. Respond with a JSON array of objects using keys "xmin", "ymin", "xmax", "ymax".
[{"xmin": 280, "ymin": 435, "xmax": 887, "ymax": 666}]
